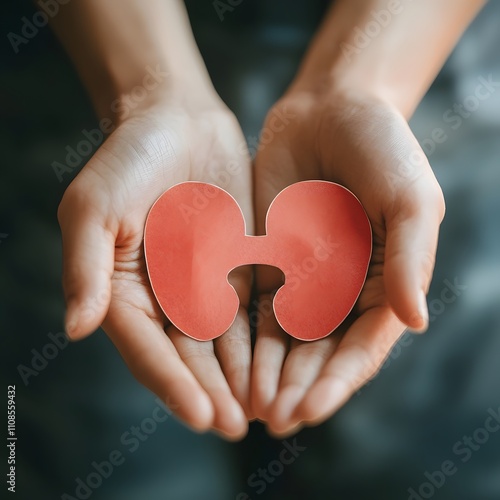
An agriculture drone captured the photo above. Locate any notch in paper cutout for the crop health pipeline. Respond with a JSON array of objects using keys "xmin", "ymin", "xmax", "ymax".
[{"xmin": 144, "ymin": 180, "xmax": 372, "ymax": 342}]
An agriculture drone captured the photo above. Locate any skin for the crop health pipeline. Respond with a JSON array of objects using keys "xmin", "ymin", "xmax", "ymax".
[
  {"xmin": 54, "ymin": 0, "xmax": 254, "ymax": 440},
  {"xmin": 51, "ymin": 0, "xmax": 485, "ymax": 439},
  {"xmin": 251, "ymin": 0, "xmax": 485, "ymax": 436}
]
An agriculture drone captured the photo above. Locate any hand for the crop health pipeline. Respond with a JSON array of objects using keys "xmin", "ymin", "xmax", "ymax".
[
  {"xmin": 58, "ymin": 96, "xmax": 254, "ymax": 439},
  {"xmin": 251, "ymin": 86, "xmax": 445, "ymax": 436}
]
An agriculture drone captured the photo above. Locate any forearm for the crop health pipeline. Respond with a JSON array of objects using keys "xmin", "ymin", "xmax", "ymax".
[
  {"xmin": 48, "ymin": 0, "xmax": 217, "ymax": 122},
  {"xmin": 291, "ymin": 0, "xmax": 486, "ymax": 117}
]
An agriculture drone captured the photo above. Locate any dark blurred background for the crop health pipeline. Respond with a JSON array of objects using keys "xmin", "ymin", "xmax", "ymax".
[{"xmin": 1, "ymin": 1, "xmax": 499, "ymax": 499}]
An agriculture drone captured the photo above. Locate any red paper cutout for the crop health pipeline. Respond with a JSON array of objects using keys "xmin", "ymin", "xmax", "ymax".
[{"xmin": 144, "ymin": 181, "xmax": 372, "ymax": 342}]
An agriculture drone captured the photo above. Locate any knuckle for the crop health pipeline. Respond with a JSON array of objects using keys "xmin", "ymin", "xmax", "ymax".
[{"xmin": 393, "ymin": 177, "xmax": 445, "ymax": 223}]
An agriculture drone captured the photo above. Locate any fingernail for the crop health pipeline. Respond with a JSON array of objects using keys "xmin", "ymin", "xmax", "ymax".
[
  {"xmin": 211, "ymin": 429, "xmax": 231, "ymax": 440},
  {"xmin": 211, "ymin": 426, "xmax": 247, "ymax": 442},
  {"xmin": 418, "ymin": 290, "xmax": 429, "ymax": 327},
  {"xmin": 409, "ymin": 291, "xmax": 428, "ymax": 333},
  {"xmin": 267, "ymin": 422, "xmax": 302, "ymax": 439},
  {"xmin": 65, "ymin": 312, "xmax": 79, "ymax": 339}
]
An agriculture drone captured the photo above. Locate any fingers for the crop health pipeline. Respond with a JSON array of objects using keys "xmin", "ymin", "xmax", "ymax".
[
  {"xmin": 277, "ymin": 307, "xmax": 405, "ymax": 436},
  {"xmin": 313, "ymin": 99, "xmax": 445, "ymax": 331},
  {"xmin": 251, "ymin": 293, "xmax": 290, "ymax": 421},
  {"xmin": 169, "ymin": 325, "xmax": 248, "ymax": 441},
  {"xmin": 58, "ymin": 193, "xmax": 115, "ymax": 340},
  {"xmin": 213, "ymin": 306, "xmax": 253, "ymax": 420},
  {"xmin": 266, "ymin": 333, "xmax": 342, "ymax": 436},
  {"xmin": 103, "ymin": 307, "xmax": 214, "ymax": 433},
  {"xmin": 384, "ymin": 179, "xmax": 445, "ymax": 331},
  {"xmin": 251, "ymin": 143, "xmax": 302, "ymax": 420}
]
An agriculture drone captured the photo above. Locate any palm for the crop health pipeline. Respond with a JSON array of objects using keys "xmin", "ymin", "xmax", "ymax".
[
  {"xmin": 59, "ymin": 105, "xmax": 254, "ymax": 438},
  {"xmin": 251, "ymin": 93, "xmax": 444, "ymax": 436}
]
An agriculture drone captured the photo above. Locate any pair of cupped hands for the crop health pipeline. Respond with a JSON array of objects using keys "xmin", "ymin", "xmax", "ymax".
[{"xmin": 57, "ymin": 82, "xmax": 445, "ymax": 440}]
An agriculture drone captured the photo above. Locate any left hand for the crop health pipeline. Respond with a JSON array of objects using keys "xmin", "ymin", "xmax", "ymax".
[
  {"xmin": 58, "ymin": 97, "xmax": 254, "ymax": 439},
  {"xmin": 251, "ymin": 86, "xmax": 445, "ymax": 436}
]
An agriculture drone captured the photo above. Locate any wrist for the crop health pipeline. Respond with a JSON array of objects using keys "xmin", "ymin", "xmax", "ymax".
[
  {"xmin": 101, "ymin": 62, "xmax": 223, "ymax": 126},
  {"xmin": 287, "ymin": 0, "xmax": 485, "ymax": 119},
  {"xmin": 50, "ymin": 0, "xmax": 223, "ymax": 125},
  {"xmin": 286, "ymin": 41, "xmax": 404, "ymax": 118}
]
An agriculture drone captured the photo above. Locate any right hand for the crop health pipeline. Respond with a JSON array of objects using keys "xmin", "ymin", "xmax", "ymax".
[{"xmin": 251, "ymin": 87, "xmax": 445, "ymax": 436}]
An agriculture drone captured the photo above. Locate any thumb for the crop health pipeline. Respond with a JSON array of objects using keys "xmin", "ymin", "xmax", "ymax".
[
  {"xmin": 384, "ymin": 179, "xmax": 445, "ymax": 332},
  {"xmin": 58, "ymin": 189, "xmax": 115, "ymax": 340}
]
